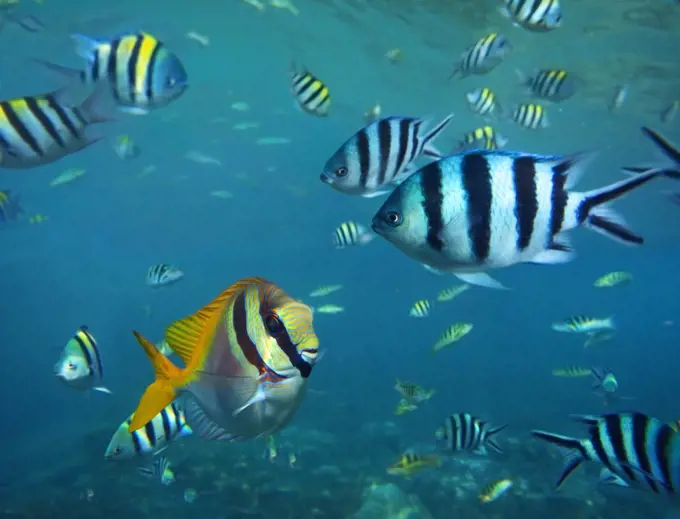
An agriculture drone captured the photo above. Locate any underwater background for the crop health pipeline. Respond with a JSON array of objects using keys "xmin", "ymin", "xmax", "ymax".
[{"xmin": 1, "ymin": 0, "xmax": 680, "ymax": 517}]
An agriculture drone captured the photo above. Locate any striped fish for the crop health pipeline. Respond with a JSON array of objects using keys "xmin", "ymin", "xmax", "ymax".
[
  {"xmin": 552, "ymin": 315, "xmax": 615, "ymax": 333},
  {"xmin": 409, "ymin": 299, "xmax": 431, "ymax": 318},
  {"xmin": 465, "ymin": 87, "xmax": 500, "ymax": 117},
  {"xmin": 321, "ymin": 114, "xmax": 453, "ymax": 198},
  {"xmin": 126, "ymin": 277, "xmax": 320, "ymax": 442},
  {"xmin": 0, "ymin": 189, "xmax": 22, "ymax": 222},
  {"xmin": 333, "ymin": 220, "xmax": 374, "ymax": 249},
  {"xmin": 138, "ymin": 455, "xmax": 175, "ymax": 485},
  {"xmin": 450, "ymin": 33, "xmax": 512, "ymax": 79},
  {"xmin": 291, "ymin": 65, "xmax": 331, "ymax": 117},
  {"xmin": 512, "ymin": 103, "xmax": 549, "ymax": 129},
  {"xmin": 104, "ymin": 402, "xmax": 191, "ymax": 460},
  {"xmin": 36, "ymin": 32, "xmax": 188, "ymax": 115},
  {"xmin": 518, "ymin": 69, "xmax": 576, "ymax": 101},
  {"xmin": 371, "ymin": 149, "xmax": 668, "ymax": 290},
  {"xmin": 532, "ymin": 412, "xmax": 680, "ymax": 494},
  {"xmin": 146, "ymin": 264, "xmax": 184, "ymax": 287},
  {"xmin": 435, "ymin": 413, "xmax": 507, "ymax": 454},
  {"xmin": 500, "ymin": 0, "xmax": 562, "ymax": 31},
  {"xmin": 455, "ymin": 126, "xmax": 508, "ymax": 152},
  {"xmin": 0, "ymin": 89, "xmax": 108, "ymax": 169},
  {"xmin": 54, "ymin": 325, "xmax": 110, "ymax": 393}
]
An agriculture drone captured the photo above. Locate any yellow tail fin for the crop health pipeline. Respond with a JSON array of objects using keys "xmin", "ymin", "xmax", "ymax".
[{"xmin": 128, "ymin": 331, "xmax": 184, "ymax": 432}]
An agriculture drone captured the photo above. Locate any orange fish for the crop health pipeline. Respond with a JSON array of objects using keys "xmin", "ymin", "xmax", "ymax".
[{"xmin": 128, "ymin": 277, "xmax": 320, "ymax": 441}]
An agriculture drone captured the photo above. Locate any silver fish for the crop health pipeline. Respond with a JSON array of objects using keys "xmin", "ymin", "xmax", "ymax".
[{"xmin": 54, "ymin": 325, "xmax": 110, "ymax": 393}]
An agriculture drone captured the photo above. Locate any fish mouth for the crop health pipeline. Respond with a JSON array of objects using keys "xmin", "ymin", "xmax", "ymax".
[
  {"xmin": 371, "ymin": 217, "xmax": 385, "ymax": 235},
  {"xmin": 319, "ymin": 173, "xmax": 332, "ymax": 185}
]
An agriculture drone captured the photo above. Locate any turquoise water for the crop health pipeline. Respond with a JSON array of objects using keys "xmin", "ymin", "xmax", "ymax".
[{"xmin": 1, "ymin": 1, "xmax": 679, "ymax": 518}]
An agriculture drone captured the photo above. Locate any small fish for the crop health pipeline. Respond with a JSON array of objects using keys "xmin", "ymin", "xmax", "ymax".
[
  {"xmin": 591, "ymin": 367, "xmax": 618, "ymax": 393},
  {"xmin": 466, "ymin": 87, "xmax": 500, "ymax": 117},
  {"xmin": 435, "ymin": 413, "xmax": 507, "ymax": 454},
  {"xmin": 138, "ymin": 455, "xmax": 175, "ymax": 485},
  {"xmin": 104, "ymin": 402, "xmax": 191, "ymax": 459},
  {"xmin": 146, "ymin": 264, "xmax": 184, "ymax": 288},
  {"xmin": 186, "ymin": 31, "xmax": 210, "ymax": 47},
  {"xmin": 594, "ymin": 271, "xmax": 632, "ymax": 288},
  {"xmin": 264, "ymin": 435, "xmax": 278, "ymax": 463},
  {"xmin": 552, "ymin": 366, "xmax": 593, "ymax": 377},
  {"xmin": 28, "ymin": 213, "xmax": 48, "ymax": 224},
  {"xmin": 210, "ymin": 190, "xmax": 233, "ymax": 199},
  {"xmin": 455, "ymin": 126, "xmax": 508, "ymax": 151},
  {"xmin": 385, "ymin": 48, "xmax": 404, "ymax": 63},
  {"xmin": 113, "ymin": 134, "xmax": 140, "ymax": 159},
  {"xmin": 517, "ymin": 69, "xmax": 576, "ymax": 101},
  {"xmin": 36, "ymin": 32, "xmax": 188, "ymax": 115},
  {"xmin": 231, "ymin": 102, "xmax": 250, "ymax": 112},
  {"xmin": 394, "ymin": 398, "xmax": 418, "ymax": 415},
  {"xmin": 499, "ymin": 0, "xmax": 561, "ymax": 31},
  {"xmin": 532, "ymin": 412, "xmax": 679, "ymax": 495},
  {"xmin": 0, "ymin": 90, "xmax": 108, "ymax": 169},
  {"xmin": 309, "ymin": 284, "xmax": 343, "ymax": 297},
  {"xmin": 436, "ymin": 284, "xmax": 470, "ymax": 302},
  {"xmin": 479, "ymin": 478, "xmax": 513, "ymax": 502},
  {"xmin": 313, "ymin": 304, "xmax": 344, "ymax": 314},
  {"xmin": 50, "ymin": 168, "xmax": 86, "ymax": 187},
  {"xmin": 372, "ymin": 150, "xmax": 667, "ymax": 290},
  {"xmin": 386, "ymin": 452, "xmax": 441, "ymax": 476},
  {"xmin": 609, "ymin": 85, "xmax": 629, "ymax": 113},
  {"xmin": 290, "ymin": 64, "xmax": 331, "ymax": 117},
  {"xmin": 288, "ymin": 452, "xmax": 298, "ymax": 468},
  {"xmin": 511, "ymin": 103, "xmax": 549, "ymax": 129},
  {"xmin": 552, "ymin": 316, "xmax": 615, "ymax": 334},
  {"xmin": 270, "ymin": 0, "xmax": 299, "ymax": 16},
  {"xmin": 184, "ymin": 151, "xmax": 222, "ymax": 166},
  {"xmin": 321, "ymin": 114, "xmax": 453, "ymax": 198},
  {"xmin": 0, "ymin": 189, "xmax": 22, "ymax": 222},
  {"xmin": 450, "ymin": 33, "xmax": 512, "ymax": 79},
  {"xmin": 394, "ymin": 380, "xmax": 436, "ymax": 404},
  {"xmin": 54, "ymin": 325, "xmax": 111, "ymax": 393},
  {"xmin": 432, "ymin": 323, "xmax": 473, "ymax": 352},
  {"xmin": 661, "ymin": 101, "xmax": 679, "ymax": 125},
  {"xmin": 409, "ymin": 299, "xmax": 431, "ymax": 318},
  {"xmin": 184, "ymin": 488, "xmax": 198, "ymax": 504},
  {"xmin": 363, "ymin": 103, "xmax": 381, "ymax": 123},
  {"xmin": 333, "ymin": 221, "xmax": 375, "ymax": 249},
  {"xmin": 583, "ymin": 329, "xmax": 615, "ymax": 348}
]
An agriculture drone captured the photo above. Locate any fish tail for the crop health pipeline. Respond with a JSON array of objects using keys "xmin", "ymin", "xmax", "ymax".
[
  {"xmin": 71, "ymin": 33, "xmax": 103, "ymax": 59},
  {"xmin": 641, "ymin": 126, "xmax": 680, "ymax": 168},
  {"xmin": 577, "ymin": 168, "xmax": 664, "ymax": 246},
  {"xmin": 128, "ymin": 331, "xmax": 185, "ymax": 433},
  {"xmin": 79, "ymin": 84, "xmax": 115, "ymax": 124},
  {"xmin": 531, "ymin": 430, "xmax": 586, "ymax": 489},
  {"xmin": 422, "ymin": 113, "xmax": 454, "ymax": 158},
  {"xmin": 31, "ymin": 58, "xmax": 83, "ymax": 81},
  {"xmin": 485, "ymin": 423, "xmax": 508, "ymax": 454}
]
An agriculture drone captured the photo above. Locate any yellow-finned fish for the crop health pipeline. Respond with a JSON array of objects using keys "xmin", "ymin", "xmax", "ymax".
[
  {"xmin": 312, "ymin": 304, "xmax": 344, "ymax": 315},
  {"xmin": 518, "ymin": 69, "xmax": 575, "ymax": 101},
  {"xmin": 114, "ymin": 134, "xmax": 140, "ymax": 159},
  {"xmin": 265, "ymin": 434, "xmax": 278, "ymax": 463},
  {"xmin": 466, "ymin": 87, "xmax": 500, "ymax": 117},
  {"xmin": 409, "ymin": 299, "xmax": 431, "ymax": 318},
  {"xmin": 450, "ymin": 33, "xmax": 512, "ymax": 79},
  {"xmin": 0, "ymin": 189, "xmax": 22, "ymax": 222},
  {"xmin": 394, "ymin": 380, "xmax": 436, "ymax": 404},
  {"xmin": 309, "ymin": 284, "xmax": 343, "ymax": 297},
  {"xmin": 386, "ymin": 452, "xmax": 441, "ymax": 476},
  {"xmin": 104, "ymin": 402, "xmax": 191, "ymax": 460},
  {"xmin": 394, "ymin": 398, "xmax": 418, "ymax": 415},
  {"xmin": 594, "ymin": 271, "xmax": 632, "ymax": 288},
  {"xmin": 433, "ymin": 323, "xmax": 473, "ymax": 352},
  {"xmin": 552, "ymin": 315, "xmax": 615, "ymax": 334},
  {"xmin": 54, "ymin": 325, "xmax": 111, "ymax": 394},
  {"xmin": 456, "ymin": 126, "xmax": 508, "ymax": 152},
  {"xmin": 138, "ymin": 455, "xmax": 175, "ymax": 485},
  {"xmin": 0, "ymin": 91, "xmax": 108, "ymax": 169},
  {"xmin": 437, "ymin": 284, "xmax": 470, "ymax": 302},
  {"xmin": 126, "ymin": 277, "xmax": 321, "ymax": 442},
  {"xmin": 385, "ymin": 48, "xmax": 404, "ymax": 63},
  {"xmin": 333, "ymin": 221, "xmax": 374, "ymax": 249},
  {"xmin": 552, "ymin": 366, "xmax": 593, "ymax": 377},
  {"xmin": 290, "ymin": 64, "xmax": 330, "ymax": 117},
  {"xmin": 500, "ymin": 0, "xmax": 561, "ymax": 31},
  {"xmin": 479, "ymin": 478, "xmax": 513, "ymax": 502},
  {"xmin": 36, "ymin": 32, "xmax": 188, "ymax": 115},
  {"xmin": 511, "ymin": 103, "xmax": 549, "ymax": 129}
]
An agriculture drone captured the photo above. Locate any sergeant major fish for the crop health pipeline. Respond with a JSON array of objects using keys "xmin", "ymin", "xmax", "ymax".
[
  {"xmin": 54, "ymin": 325, "xmax": 111, "ymax": 394},
  {"xmin": 126, "ymin": 277, "xmax": 320, "ymax": 442},
  {"xmin": 450, "ymin": 33, "xmax": 512, "ymax": 79},
  {"xmin": 552, "ymin": 315, "xmax": 615, "ymax": 334},
  {"xmin": 333, "ymin": 221, "xmax": 374, "ymax": 248},
  {"xmin": 499, "ymin": 0, "xmax": 562, "ymax": 31},
  {"xmin": 290, "ymin": 64, "xmax": 331, "ymax": 117},
  {"xmin": 321, "ymin": 114, "xmax": 453, "ymax": 198},
  {"xmin": 138, "ymin": 455, "xmax": 175, "ymax": 485},
  {"xmin": 371, "ymin": 148, "xmax": 668, "ymax": 290},
  {"xmin": 517, "ymin": 69, "xmax": 576, "ymax": 101},
  {"xmin": 436, "ymin": 413, "xmax": 507, "ymax": 454},
  {"xmin": 36, "ymin": 32, "xmax": 188, "ymax": 115},
  {"xmin": 146, "ymin": 264, "xmax": 184, "ymax": 287}
]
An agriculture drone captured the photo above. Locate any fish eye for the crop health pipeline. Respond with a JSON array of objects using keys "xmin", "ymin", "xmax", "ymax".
[
  {"xmin": 385, "ymin": 211, "xmax": 402, "ymax": 227},
  {"xmin": 68, "ymin": 362, "xmax": 76, "ymax": 370},
  {"xmin": 166, "ymin": 77, "xmax": 176, "ymax": 88},
  {"xmin": 335, "ymin": 167, "xmax": 348, "ymax": 178},
  {"xmin": 264, "ymin": 314, "xmax": 284, "ymax": 337}
]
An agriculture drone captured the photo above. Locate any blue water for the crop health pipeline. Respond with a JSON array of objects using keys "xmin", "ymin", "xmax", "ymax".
[{"xmin": 1, "ymin": 1, "xmax": 679, "ymax": 517}]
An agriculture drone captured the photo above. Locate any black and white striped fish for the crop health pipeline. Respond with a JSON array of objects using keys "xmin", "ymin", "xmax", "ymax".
[
  {"xmin": 321, "ymin": 114, "xmax": 453, "ymax": 198},
  {"xmin": 435, "ymin": 413, "xmax": 507, "ymax": 454},
  {"xmin": 104, "ymin": 402, "xmax": 192, "ymax": 460},
  {"xmin": 499, "ymin": 0, "xmax": 562, "ymax": 32},
  {"xmin": 371, "ymin": 148, "xmax": 668, "ymax": 290},
  {"xmin": 138, "ymin": 455, "xmax": 175, "ymax": 485},
  {"xmin": 450, "ymin": 33, "xmax": 512, "ymax": 79},
  {"xmin": 333, "ymin": 220, "xmax": 374, "ymax": 248},
  {"xmin": 512, "ymin": 103, "xmax": 549, "ymax": 129},
  {"xmin": 291, "ymin": 65, "xmax": 331, "ymax": 117},
  {"xmin": 532, "ymin": 412, "xmax": 680, "ymax": 494},
  {"xmin": 146, "ymin": 264, "xmax": 184, "ymax": 287},
  {"xmin": 517, "ymin": 69, "xmax": 576, "ymax": 101}
]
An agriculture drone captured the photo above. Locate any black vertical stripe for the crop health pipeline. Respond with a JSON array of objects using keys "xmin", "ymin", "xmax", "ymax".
[
  {"xmin": 232, "ymin": 292, "xmax": 269, "ymax": 375},
  {"xmin": 74, "ymin": 331, "xmax": 94, "ymax": 373},
  {"xmin": 145, "ymin": 40, "xmax": 162, "ymax": 102},
  {"xmin": 376, "ymin": 119, "xmax": 391, "ymax": 185},
  {"xmin": 171, "ymin": 403, "xmax": 182, "ymax": 431},
  {"xmin": 655, "ymin": 423, "xmax": 674, "ymax": 493},
  {"xmin": 258, "ymin": 310, "xmax": 312, "ymax": 378},
  {"xmin": 590, "ymin": 424, "xmax": 618, "ymax": 475},
  {"xmin": 144, "ymin": 421, "xmax": 156, "ymax": 447},
  {"xmin": 393, "ymin": 119, "xmax": 409, "ymax": 181},
  {"xmin": 606, "ymin": 415, "xmax": 637, "ymax": 481},
  {"xmin": 107, "ymin": 38, "xmax": 121, "ymax": 101},
  {"xmin": 419, "ymin": 162, "xmax": 445, "ymax": 251},
  {"xmin": 357, "ymin": 129, "xmax": 371, "ymax": 188},
  {"xmin": 25, "ymin": 97, "xmax": 64, "ymax": 148},
  {"xmin": 632, "ymin": 413, "xmax": 660, "ymax": 492},
  {"xmin": 91, "ymin": 50, "xmax": 100, "ymax": 82},
  {"xmin": 131, "ymin": 430, "xmax": 142, "ymax": 454},
  {"xmin": 161, "ymin": 407, "xmax": 172, "ymax": 440},
  {"xmin": 409, "ymin": 120, "xmax": 419, "ymax": 162},
  {"xmin": 127, "ymin": 35, "xmax": 144, "ymax": 104},
  {"xmin": 46, "ymin": 96, "xmax": 80, "ymax": 139},
  {"xmin": 294, "ymin": 74, "xmax": 314, "ymax": 95},
  {"xmin": 461, "ymin": 153, "xmax": 492, "ymax": 262},
  {"xmin": 512, "ymin": 156, "xmax": 538, "ymax": 250},
  {"xmin": 1, "ymin": 101, "xmax": 42, "ymax": 155},
  {"xmin": 549, "ymin": 168, "xmax": 568, "ymax": 237}
]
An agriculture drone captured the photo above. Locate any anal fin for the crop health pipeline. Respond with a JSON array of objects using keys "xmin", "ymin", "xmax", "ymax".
[{"xmin": 184, "ymin": 398, "xmax": 238, "ymax": 441}]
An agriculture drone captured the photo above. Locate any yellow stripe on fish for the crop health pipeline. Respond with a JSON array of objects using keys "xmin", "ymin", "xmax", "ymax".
[{"xmin": 552, "ymin": 366, "xmax": 593, "ymax": 377}]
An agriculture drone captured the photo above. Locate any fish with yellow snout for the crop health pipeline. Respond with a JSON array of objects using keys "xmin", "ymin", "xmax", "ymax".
[{"xmin": 127, "ymin": 277, "xmax": 321, "ymax": 441}]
